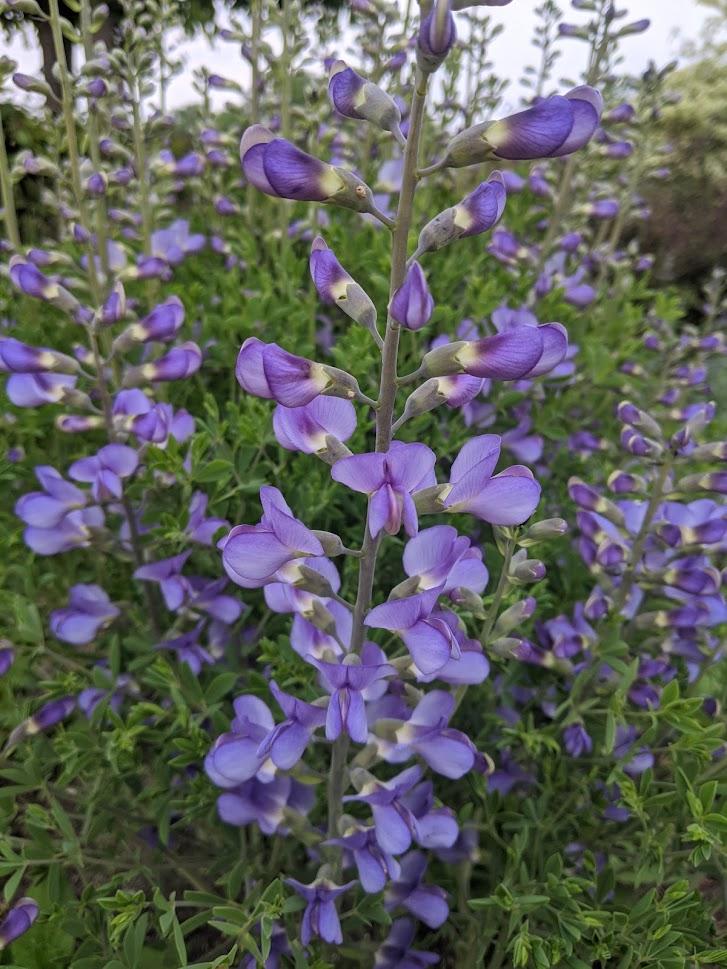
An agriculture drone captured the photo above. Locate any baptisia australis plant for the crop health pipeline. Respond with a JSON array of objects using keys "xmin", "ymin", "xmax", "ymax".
[
  {"xmin": 1, "ymin": 3, "xmax": 240, "ymax": 744},
  {"xmin": 205, "ymin": 0, "xmax": 601, "ymax": 956}
]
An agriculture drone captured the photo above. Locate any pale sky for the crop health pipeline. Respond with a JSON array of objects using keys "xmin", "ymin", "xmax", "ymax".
[{"xmin": 2, "ymin": 0, "xmax": 713, "ymax": 114}]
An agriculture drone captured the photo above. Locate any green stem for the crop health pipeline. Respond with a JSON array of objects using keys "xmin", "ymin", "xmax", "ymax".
[
  {"xmin": 80, "ymin": 0, "xmax": 110, "ymax": 282},
  {"xmin": 0, "ymin": 108, "xmax": 20, "ymax": 249},
  {"xmin": 131, "ymin": 84, "xmax": 153, "ymax": 258},
  {"xmin": 480, "ymin": 538, "xmax": 514, "ymax": 644}
]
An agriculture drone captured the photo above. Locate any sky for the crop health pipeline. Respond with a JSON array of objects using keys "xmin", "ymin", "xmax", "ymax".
[{"xmin": 3, "ymin": 0, "xmax": 713, "ymax": 113}]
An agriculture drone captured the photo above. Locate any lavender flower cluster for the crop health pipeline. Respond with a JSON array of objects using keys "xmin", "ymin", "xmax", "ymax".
[{"xmin": 199, "ymin": 0, "xmax": 608, "ymax": 954}]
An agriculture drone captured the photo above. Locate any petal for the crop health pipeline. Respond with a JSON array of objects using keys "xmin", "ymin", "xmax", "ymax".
[
  {"xmin": 270, "ymin": 721, "xmax": 310, "ymax": 769},
  {"xmin": 486, "ymin": 96, "xmax": 574, "ymax": 160},
  {"xmin": 222, "ymin": 526, "xmax": 293, "ymax": 587},
  {"xmin": 453, "ymin": 469, "xmax": 541, "ymax": 524},
  {"xmin": 416, "ymin": 731, "xmax": 474, "ymax": 779},
  {"xmin": 387, "ymin": 442, "xmax": 437, "ymax": 491},
  {"xmin": 366, "ymin": 588, "xmax": 440, "ymax": 630},
  {"xmin": 450, "ymin": 434, "xmax": 501, "ymax": 484},
  {"xmin": 403, "ymin": 620, "xmax": 453, "ymax": 674},
  {"xmin": 373, "ymin": 804, "xmax": 413, "ymax": 855},
  {"xmin": 263, "ymin": 139, "xmax": 341, "ymax": 202},
  {"xmin": 332, "ymin": 452, "xmax": 386, "ymax": 493},
  {"xmin": 235, "ymin": 338, "xmax": 273, "ymax": 398},
  {"xmin": 405, "ymin": 886, "xmax": 449, "ymax": 929},
  {"xmin": 523, "ymin": 323, "xmax": 568, "ymax": 378}
]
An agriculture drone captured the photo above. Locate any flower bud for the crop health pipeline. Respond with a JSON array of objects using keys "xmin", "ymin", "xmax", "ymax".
[
  {"xmin": 56, "ymin": 414, "xmax": 106, "ymax": 433},
  {"xmin": 607, "ymin": 470, "xmax": 647, "ymax": 494},
  {"xmin": 123, "ymin": 341, "xmax": 202, "ymax": 385},
  {"xmin": 0, "ymin": 337, "xmax": 79, "ymax": 375},
  {"xmin": 0, "ymin": 897, "xmax": 39, "ymax": 950},
  {"xmin": 689, "ymin": 441, "xmax": 727, "ymax": 462},
  {"xmin": 509, "ymin": 553, "xmax": 546, "ymax": 584},
  {"xmin": 617, "ymin": 400, "xmax": 661, "ymax": 438},
  {"xmin": 417, "ymin": 0, "xmax": 456, "ymax": 74},
  {"xmin": 673, "ymin": 472, "xmax": 727, "ymax": 495},
  {"xmin": 518, "ymin": 517, "xmax": 568, "ymax": 546},
  {"xmin": 13, "ymin": 72, "xmax": 51, "ymax": 96},
  {"xmin": 328, "ymin": 61, "xmax": 403, "ymax": 141},
  {"xmin": 309, "ymin": 237, "xmax": 379, "ymax": 340},
  {"xmin": 568, "ymin": 477, "xmax": 626, "ymax": 526},
  {"xmin": 620, "ymin": 427, "xmax": 663, "ymax": 458},
  {"xmin": 389, "ymin": 261, "xmax": 434, "ymax": 330},
  {"xmin": 493, "ymin": 596, "xmax": 536, "ymax": 637},
  {"xmin": 100, "ymin": 282, "xmax": 127, "ymax": 325},
  {"xmin": 415, "ymin": 173, "xmax": 506, "ymax": 255},
  {"xmin": 113, "ymin": 296, "xmax": 184, "ymax": 350}
]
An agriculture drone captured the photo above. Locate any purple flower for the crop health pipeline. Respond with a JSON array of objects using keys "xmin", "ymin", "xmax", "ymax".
[
  {"xmin": 217, "ymin": 774, "xmax": 314, "ymax": 833},
  {"xmin": 0, "ymin": 897, "xmax": 39, "ymax": 950},
  {"xmin": 273, "ymin": 397, "xmax": 357, "ymax": 456},
  {"xmin": 390, "ymin": 262, "xmax": 434, "ymax": 331},
  {"xmin": 311, "ymin": 642, "xmax": 395, "ymax": 742},
  {"xmin": 69, "ymin": 444, "xmax": 139, "ymax": 501},
  {"xmin": 385, "ymin": 851, "xmax": 449, "ymax": 929},
  {"xmin": 5, "ymin": 372, "xmax": 77, "ymax": 407},
  {"xmin": 343, "ymin": 765, "xmax": 426, "ymax": 855},
  {"xmin": 157, "ymin": 624, "xmax": 214, "ymax": 674},
  {"xmin": 327, "ymin": 822, "xmax": 402, "ymax": 894},
  {"xmin": 114, "ymin": 296, "xmax": 184, "ymax": 348},
  {"xmin": 16, "ymin": 465, "xmax": 87, "ymax": 528},
  {"xmin": 309, "ymin": 236, "xmax": 379, "ymax": 337},
  {"xmin": 151, "ymin": 220, "xmax": 205, "ymax": 266},
  {"xmin": 441, "ymin": 434, "xmax": 541, "ymax": 525},
  {"xmin": 205, "ymin": 695, "xmax": 276, "ymax": 788},
  {"xmin": 236, "ymin": 337, "xmax": 361, "ymax": 407},
  {"xmin": 241, "ymin": 125, "xmax": 345, "ymax": 202},
  {"xmin": 185, "ymin": 492, "xmax": 229, "ymax": 545},
  {"xmin": 402, "ymin": 525, "xmax": 488, "ymax": 596},
  {"xmin": 366, "ymin": 588, "xmax": 465, "ymax": 675},
  {"xmin": 285, "ymin": 877, "xmax": 356, "ymax": 946},
  {"xmin": 124, "ymin": 342, "xmax": 202, "ymax": 385},
  {"xmin": 50, "ymin": 584, "xmax": 119, "ymax": 645},
  {"xmin": 220, "ymin": 486, "xmax": 324, "ymax": 589},
  {"xmin": 36, "ymin": 695, "xmax": 77, "ymax": 729},
  {"xmin": 329, "ymin": 61, "xmax": 403, "ymax": 140},
  {"xmin": 255, "ymin": 681, "xmax": 327, "ymax": 769},
  {"xmin": 375, "ymin": 917, "xmax": 439, "ymax": 969},
  {"xmin": 134, "ymin": 552, "xmax": 192, "ymax": 610},
  {"xmin": 0, "ymin": 337, "xmax": 78, "ymax": 375},
  {"xmin": 482, "ymin": 86, "xmax": 602, "ymax": 161},
  {"xmin": 563, "ymin": 722, "xmax": 593, "ymax": 758},
  {"xmin": 416, "ymin": 173, "xmax": 506, "ymax": 256},
  {"xmin": 417, "ymin": 0, "xmax": 455, "ymax": 73},
  {"xmin": 0, "ymin": 645, "xmax": 15, "ymax": 677},
  {"xmin": 382, "ymin": 690, "xmax": 478, "ymax": 779},
  {"xmin": 332, "ymin": 442, "xmax": 436, "ymax": 538}
]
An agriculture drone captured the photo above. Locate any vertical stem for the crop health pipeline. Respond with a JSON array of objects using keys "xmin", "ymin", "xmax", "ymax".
[
  {"xmin": 0, "ymin": 108, "xmax": 21, "ymax": 249},
  {"xmin": 325, "ymin": 68, "xmax": 430, "ymax": 845},
  {"xmin": 480, "ymin": 539, "xmax": 514, "ymax": 644},
  {"xmin": 48, "ymin": 0, "xmax": 101, "ymax": 302},
  {"xmin": 247, "ymin": 0, "xmax": 262, "ymax": 225},
  {"xmin": 131, "ymin": 85, "xmax": 153, "ymax": 258},
  {"xmin": 80, "ymin": 0, "xmax": 110, "ymax": 283}
]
